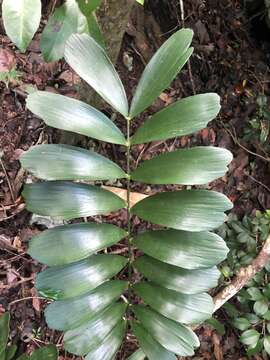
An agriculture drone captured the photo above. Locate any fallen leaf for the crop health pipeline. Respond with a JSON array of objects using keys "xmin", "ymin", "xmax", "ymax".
[
  {"xmin": 195, "ymin": 20, "xmax": 210, "ymax": 44},
  {"xmin": 0, "ymin": 235, "xmax": 15, "ymax": 250},
  {"xmin": 102, "ymin": 186, "xmax": 148, "ymax": 207},
  {"xmin": 13, "ymin": 236, "xmax": 23, "ymax": 251},
  {"xmin": 159, "ymin": 92, "xmax": 174, "ymax": 105},
  {"xmin": 58, "ymin": 69, "xmax": 80, "ymax": 84},
  {"xmin": 31, "ymin": 288, "xmax": 40, "ymax": 313},
  {"xmin": 213, "ymin": 333, "xmax": 223, "ymax": 360},
  {"xmin": 0, "ymin": 48, "xmax": 16, "ymax": 72},
  {"xmin": 7, "ymin": 269, "xmax": 18, "ymax": 285}
]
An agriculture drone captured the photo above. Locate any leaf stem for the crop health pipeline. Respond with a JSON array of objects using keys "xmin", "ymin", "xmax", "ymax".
[{"xmin": 126, "ymin": 118, "xmax": 133, "ymax": 301}]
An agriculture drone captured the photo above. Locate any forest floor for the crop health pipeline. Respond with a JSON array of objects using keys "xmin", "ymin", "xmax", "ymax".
[{"xmin": 0, "ymin": 0, "xmax": 270, "ymax": 359}]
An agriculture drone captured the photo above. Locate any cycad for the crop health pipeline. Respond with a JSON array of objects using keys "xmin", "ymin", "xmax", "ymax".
[{"xmin": 20, "ymin": 29, "xmax": 233, "ymax": 359}]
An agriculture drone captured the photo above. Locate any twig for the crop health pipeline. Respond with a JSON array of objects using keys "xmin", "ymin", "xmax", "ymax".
[
  {"xmin": 0, "ymin": 157, "xmax": 16, "ymax": 203},
  {"xmin": 248, "ymin": 174, "xmax": 270, "ymax": 193},
  {"xmin": 109, "ymin": 247, "xmax": 129, "ymax": 255},
  {"xmin": 187, "ymin": 61, "xmax": 196, "ymax": 95},
  {"xmin": 135, "ymin": 144, "xmax": 147, "ymax": 167},
  {"xmin": 8, "ymin": 296, "xmax": 46, "ymax": 309},
  {"xmin": 213, "ymin": 234, "xmax": 270, "ymax": 312},
  {"xmin": 223, "ymin": 125, "xmax": 270, "ymax": 162},
  {"xmin": 0, "ymin": 275, "xmax": 35, "ymax": 290},
  {"xmin": 179, "ymin": 0, "xmax": 184, "ymax": 25},
  {"xmin": 178, "ymin": 0, "xmax": 196, "ymax": 95}
]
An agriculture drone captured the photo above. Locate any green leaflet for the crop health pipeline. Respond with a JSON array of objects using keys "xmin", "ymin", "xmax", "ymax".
[
  {"xmin": 134, "ymin": 256, "xmax": 220, "ymax": 294},
  {"xmin": 28, "ymin": 222, "xmax": 127, "ymax": 266},
  {"xmin": 264, "ymin": 336, "xmax": 270, "ymax": 355},
  {"xmin": 21, "ymin": 144, "xmax": 126, "ymax": 181},
  {"xmin": 0, "ymin": 313, "xmax": 9, "ymax": 360},
  {"xmin": 131, "ymin": 147, "xmax": 232, "ymax": 185},
  {"xmin": 65, "ymin": 34, "xmax": 129, "ymax": 116},
  {"xmin": 26, "ymin": 91, "xmax": 126, "ymax": 145},
  {"xmin": 23, "ymin": 181, "xmax": 126, "ymax": 220},
  {"xmin": 36, "ymin": 255, "xmax": 128, "ymax": 300},
  {"xmin": 131, "ymin": 190, "xmax": 232, "ymax": 232},
  {"xmin": 133, "ymin": 306, "xmax": 198, "ymax": 356},
  {"xmin": 5, "ymin": 345, "xmax": 17, "ymax": 360},
  {"xmin": 45, "ymin": 280, "xmax": 128, "ymax": 331},
  {"xmin": 76, "ymin": 0, "xmax": 102, "ymax": 14},
  {"xmin": 240, "ymin": 329, "xmax": 260, "ymax": 346},
  {"xmin": 131, "ymin": 93, "xmax": 221, "ymax": 144},
  {"xmin": 64, "ymin": 302, "xmax": 127, "ymax": 355},
  {"xmin": 29, "ymin": 345, "xmax": 58, "ymax": 360},
  {"xmin": 87, "ymin": 13, "xmax": 106, "ymax": 48},
  {"xmin": 134, "ymin": 282, "xmax": 214, "ymax": 324},
  {"xmin": 127, "ymin": 348, "xmax": 146, "ymax": 360},
  {"xmin": 129, "ymin": 29, "xmax": 193, "ymax": 118},
  {"xmin": 133, "ymin": 230, "xmax": 228, "ymax": 269},
  {"xmin": 2, "ymin": 0, "xmax": 41, "ymax": 52},
  {"xmin": 41, "ymin": 0, "xmax": 86, "ymax": 62},
  {"xmin": 84, "ymin": 321, "xmax": 126, "ymax": 360},
  {"xmin": 131, "ymin": 322, "xmax": 176, "ymax": 360}
]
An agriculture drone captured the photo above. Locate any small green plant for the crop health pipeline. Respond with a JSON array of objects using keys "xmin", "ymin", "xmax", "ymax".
[
  {"xmin": 243, "ymin": 94, "xmax": 270, "ymax": 150},
  {"xmin": 20, "ymin": 30, "xmax": 233, "ymax": 359},
  {"xmin": 218, "ymin": 210, "xmax": 270, "ymax": 278},
  {"xmin": 0, "ymin": 313, "xmax": 58, "ymax": 360},
  {"xmin": 1, "ymin": 0, "xmax": 103, "ymax": 61},
  {"xmin": 0, "ymin": 67, "xmax": 21, "ymax": 88},
  {"xmin": 218, "ymin": 211, "xmax": 270, "ymax": 356}
]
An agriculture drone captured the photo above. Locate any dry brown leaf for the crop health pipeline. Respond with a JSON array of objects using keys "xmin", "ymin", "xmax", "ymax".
[
  {"xmin": 0, "ymin": 49, "xmax": 16, "ymax": 72},
  {"xmin": 102, "ymin": 186, "xmax": 148, "ymax": 207},
  {"xmin": 0, "ymin": 235, "xmax": 15, "ymax": 250},
  {"xmin": 31, "ymin": 287, "xmax": 40, "ymax": 313},
  {"xmin": 213, "ymin": 332, "xmax": 223, "ymax": 360}
]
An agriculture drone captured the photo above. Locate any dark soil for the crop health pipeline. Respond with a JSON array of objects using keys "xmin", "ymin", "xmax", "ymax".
[{"xmin": 1, "ymin": 0, "xmax": 270, "ymax": 359}]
